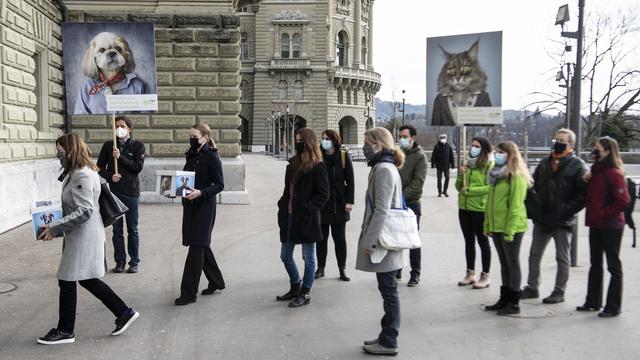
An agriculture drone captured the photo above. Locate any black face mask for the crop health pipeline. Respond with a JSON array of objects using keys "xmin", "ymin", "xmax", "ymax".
[
  {"xmin": 295, "ymin": 142, "xmax": 305, "ymax": 154},
  {"xmin": 190, "ymin": 138, "xmax": 201, "ymax": 149},
  {"xmin": 591, "ymin": 148, "xmax": 601, "ymax": 161},
  {"xmin": 553, "ymin": 142, "xmax": 568, "ymax": 154}
]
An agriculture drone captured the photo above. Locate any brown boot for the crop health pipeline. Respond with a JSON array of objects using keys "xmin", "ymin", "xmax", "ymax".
[
  {"xmin": 473, "ymin": 272, "xmax": 491, "ymax": 289},
  {"xmin": 457, "ymin": 269, "xmax": 476, "ymax": 286}
]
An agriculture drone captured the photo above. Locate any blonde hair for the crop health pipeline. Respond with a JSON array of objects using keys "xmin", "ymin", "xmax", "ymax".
[
  {"xmin": 56, "ymin": 133, "xmax": 98, "ymax": 172},
  {"xmin": 496, "ymin": 141, "xmax": 532, "ymax": 186},
  {"xmin": 191, "ymin": 123, "xmax": 216, "ymax": 149},
  {"xmin": 364, "ymin": 127, "xmax": 405, "ymax": 168}
]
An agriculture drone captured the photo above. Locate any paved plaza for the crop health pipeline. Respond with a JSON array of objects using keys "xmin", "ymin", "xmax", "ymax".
[{"xmin": 1, "ymin": 153, "xmax": 639, "ymax": 360}]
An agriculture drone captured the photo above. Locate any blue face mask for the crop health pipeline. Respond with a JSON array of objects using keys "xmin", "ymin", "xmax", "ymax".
[
  {"xmin": 399, "ymin": 138, "xmax": 411, "ymax": 150},
  {"xmin": 494, "ymin": 153, "xmax": 508, "ymax": 166},
  {"xmin": 469, "ymin": 146, "xmax": 481, "ymax": 158},
  {"xmin": 321, "ymin": 140, "xmax": 333, "ymax": 151}
]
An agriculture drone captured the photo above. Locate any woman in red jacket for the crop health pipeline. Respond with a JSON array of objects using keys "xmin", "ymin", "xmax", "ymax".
[{"xmin": 578, "ymin": 136, "xmax": 630, "ymax": 317}]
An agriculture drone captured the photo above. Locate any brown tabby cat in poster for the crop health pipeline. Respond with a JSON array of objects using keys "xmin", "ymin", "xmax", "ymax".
[{"xmin": 431, "ymin": 40, "xmax": 492, "ymax": 126}]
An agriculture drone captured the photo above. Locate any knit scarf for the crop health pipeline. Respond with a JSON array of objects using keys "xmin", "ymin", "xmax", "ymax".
[
  {"xmin": 89, "ymin": 72, "xmax": 126, "ymax": 95},
  {"xmin": 488, "ymin": 165, "xmax": 509, "ymax": 186},
  {"xmin": 467, "ymin": 156, "xmax": 479, "ymax": 169},
  {"xmin": 550, "ymin": 149, "xmax": 573, "ymax": 172}
]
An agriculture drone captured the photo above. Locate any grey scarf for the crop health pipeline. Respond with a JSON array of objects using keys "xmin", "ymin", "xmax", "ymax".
[{"xmin": 488, "ymin": 165, "xmax": 509, "ymax": 186}]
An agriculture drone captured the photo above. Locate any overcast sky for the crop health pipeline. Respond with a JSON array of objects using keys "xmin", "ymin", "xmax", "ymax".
[{"xmin": 372, "ymin": 0, "xmax": 640, "ymax": 111}]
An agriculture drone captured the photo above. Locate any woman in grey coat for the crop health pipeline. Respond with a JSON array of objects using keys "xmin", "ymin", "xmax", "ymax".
[
  {"xmin": 356, "ymin": 127, "xmax": 407, "ymax": 356},
  {"xmin": 37, "ymin": 134, "xmax": 139, "ymax": 345}
]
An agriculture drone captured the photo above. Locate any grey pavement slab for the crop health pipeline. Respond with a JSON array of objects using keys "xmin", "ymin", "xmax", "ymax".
[{"xmin": 1, "ymin": 153, "xmax": 639, "ymax": 360}]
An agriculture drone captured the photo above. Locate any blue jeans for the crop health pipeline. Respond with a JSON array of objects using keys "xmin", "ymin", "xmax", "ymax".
[
  {"xmin": 112, "ymin": 193, "xmax": 140, "ymax": 265},
  {"xmin": 280, "ymin": 215, "xmax": 316, "ymax": 289},
  {"xmin": 376, "ymin": 271, "xmax": 400, "ymax": 348}
]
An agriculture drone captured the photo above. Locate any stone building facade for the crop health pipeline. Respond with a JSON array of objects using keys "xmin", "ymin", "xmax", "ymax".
[
  {"xmin": 0, "ymin": 0, "xmax": 245, "ymax": 234},
  {"xmin": 236, "ymin": 0, "xmax": 381, "ymax": 152}
]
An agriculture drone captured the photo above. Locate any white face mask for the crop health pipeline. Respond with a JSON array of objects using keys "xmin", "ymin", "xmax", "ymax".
[
  {"xmin": 399, "ymin": 138, "xmax": 412, "ymax": 150},
  {"xmin": 116, "ymin": 127, "xmax": 129, "ymax": 139},
  {"xmin": 440, "ymin": 139, "xmax": 447, "ymax": 144},
  {"xmin": 321, "ymin": 139, "xmax": 334, "ymax": 151}
]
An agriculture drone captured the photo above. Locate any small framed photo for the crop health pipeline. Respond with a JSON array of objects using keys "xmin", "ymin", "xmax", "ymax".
[{"xmin": 31, "ymin": 200, "xmax": 62, "ymax": 240}]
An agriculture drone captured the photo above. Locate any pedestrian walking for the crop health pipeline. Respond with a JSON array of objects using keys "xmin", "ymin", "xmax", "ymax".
[
  {"xmin": 174, "ymin": 124, "xmax": 226, "ymax": 306},
  {"xmin": 356, "ymin": 127, "xmax": 407, "ymax": 356},
  {"xmin": 276, "ymin": 128, "xmax": 329, "ymax": 307},
  {"xmin": 431, "ymin": 134, "xmax": 455, "ymax": 197},
  {"xmin": 577, "ymin": 136, "xmax": 630, "ymax": 317},
  {"xmin": 456, "ymin": 136, "xmax": 494, "ymax": 289},
  {"xmin": 37, "ymin": 133, "xmax": 139, "ymax": 345},
  {"xmin": 521, "ymin": 129, "xmax": 587, "ymax": 304},
  {"xmin": 97, "ymin": 115, "xmax": 145, "ymax": 274},
  {"xmin": 396, "ymin": 125, "xmax": 427, "ymax": 286},
  {"xmin": 316, "ymin": 129, "xmax": 354, "ymax": 282},
  {"xmin": 483, "ymin": 141, "xmax": 531, "ymax": 315}
]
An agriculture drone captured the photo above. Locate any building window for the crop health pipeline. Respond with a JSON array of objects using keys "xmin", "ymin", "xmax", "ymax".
[
  {"xmin": 346, "ymin": 88, "xmax": 351, "ymax": 105},
  {"xmin": 353, "ymin": 89, "xmax": 358, "ymax": 105},
  {"xmin": 241, "ymin": 32, "xmax": 249, "ymax": 60},
  {"xmin": 292, "ymin": 33, "xmax": 302, "ymax": 58},
  {"xmin": 240, "ymin": 80, "xmax": 248, "ymax": 101},
  {"xmin": 281, "ymin": 33, "xmax": 290, "ymax": 58},
  {"xmin": 33, "ymin": 46, "xmax": 50, "ymax": 132},
  {"xmin": 336, "ymin": 31, "xmax": 348, "ymax": 66},
  {"xmin": 294, "ymin": 80, "xmax": 304, "ymax": 99},
  {"xmin": 337, "ymin": 87, "xmax": 343, "ymax": 104},
  {"xmin": 361, "ymin": 37, "xmax": 367, "ymax": 67},
  {"xmin": 278, "ymin": 80, "xmax": 288, "ymax": 100}
]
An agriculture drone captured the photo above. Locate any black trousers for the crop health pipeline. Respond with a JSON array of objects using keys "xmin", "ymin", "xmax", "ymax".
[
  {"xmin": 180, "ymin": 245, "xmax": 225, "ymax": 299},
  {"xmin": 492, "ymin": 232, "xmax": 524, "ymax": 292},
  {"xmin": 459, "ymin": 209, "xmax": 491, "ymax": 273},
  {"xmin": 58, "ymin": 278, "xmax": 129, "ymax": 333},
  {"xmin": 436, "ymin": 168, "xmax": 450, "ymax": 195},
  {"xmin": 586, "ymin": 228, "xmax": 624, "ymax": 313},
  {"xmin": 318, "ymin": 223, "xmax": 347, "ymax": 269}
]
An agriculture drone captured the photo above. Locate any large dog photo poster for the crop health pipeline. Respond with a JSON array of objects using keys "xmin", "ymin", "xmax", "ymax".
[
  {"xmin": 426, "ymin": 31, "xmax": 502, "ymax": 126},
  {"xmin": 62, "ymin": 22, "xmax": 158, "ymax": 114}
]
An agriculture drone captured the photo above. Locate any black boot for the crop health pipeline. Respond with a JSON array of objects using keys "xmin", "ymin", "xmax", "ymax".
[
  {"xmin": 276, "ymin": 282, "xmax": 301, "ymax": 301},
  {"xmin": 314, "ymin": 267, "xmax": 325, "ymax": 279},
  {"xmin": 485, "ymin": 286, "xmax": 508, "ymax": 311},
  {"xmin": 288, "ymin": 287, "xmax": 311, "ymax": 308},
  {"xmin": 339, "ymin": 268, "xmax": 350, "ymax": 281},
  {"xmin": 498, "ymin": 289, "xmax": 521, "ymax": 315}
]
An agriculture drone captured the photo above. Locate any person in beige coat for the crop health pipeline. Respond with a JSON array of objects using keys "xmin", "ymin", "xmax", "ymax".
[
  {"xmin": 37, "ymin": 134, "xmax": 139, "ymax": 345},
  {"xmin": 356, "ymin": 127, "xmax": 407, "ymax": 356}
]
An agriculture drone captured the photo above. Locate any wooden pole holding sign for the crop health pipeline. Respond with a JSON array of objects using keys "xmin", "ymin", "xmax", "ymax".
[
  {"xmin": 112, "ymin": 113, "xmax": 119, "ymax": 175},
  {"xmin": 462, "ymin": 125, "xmax": 468, "ymax": 189}
]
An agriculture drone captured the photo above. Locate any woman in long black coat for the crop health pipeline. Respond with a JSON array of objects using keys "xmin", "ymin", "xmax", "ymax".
[
  {"xmin": 175, "ymin": 124, "xmax": 225, "ymax": 306},
  {"xmin": 316, "ymin": 129, "xmax": 355, "ymax": 281},
  {"xmin": 276, "ymin": 128, "xmax": 330, "ymax": 308}
]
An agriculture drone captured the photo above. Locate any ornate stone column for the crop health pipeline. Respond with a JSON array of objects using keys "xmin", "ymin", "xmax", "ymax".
[
  {"xmin": 353, "ymin": 0, "xmax": 361, "ymax": 68},
  {"xmin": 368, "ymin": 0, "xmax": 374, "ymax": 70}
]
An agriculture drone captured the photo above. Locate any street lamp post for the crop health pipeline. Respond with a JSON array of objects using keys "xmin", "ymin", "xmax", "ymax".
[
  {"xmin": 402, "ymin": 89, "xmax": 406, "ymax": 126},
  {"xmin": 556, "ymin": 62, "xmax": 573, "ymax": 129}
]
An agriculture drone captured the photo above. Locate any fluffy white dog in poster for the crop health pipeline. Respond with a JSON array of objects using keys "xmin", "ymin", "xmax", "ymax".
[{"xmin": 74, "ymin": 32, "xmax": 147, "ymax": 114}]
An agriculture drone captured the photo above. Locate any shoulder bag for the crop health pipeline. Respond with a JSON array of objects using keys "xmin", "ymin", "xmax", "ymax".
[{"xmin": 98, "ymin": 179, "xmax": 129, "ymax": 227}]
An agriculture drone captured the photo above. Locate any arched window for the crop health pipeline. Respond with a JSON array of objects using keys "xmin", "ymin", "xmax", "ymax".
[
  {"xmin": 294, "ymin": 80, "xmax": 304, "ymax": 99},
  {"xmin": 240, "ymin": 32, "xmax": 249, "ymax": 60},
  {"xmin": 361, "ymin": 37, "xmax": 367, "ymax": 66},
  {"xmin": 292, "ymin": 34, "xmax": 302, "ymax": 58},
  {"xmin": 337, "ymin": 87, "xmax": 343, "ymax": 104},
  {"xmin": 240, "ymin": 80, "xmax": 248, "ymax": 101},
  {"xmin": 346, "ymin": 88, "xmax": 351, "ymax": 105},
  {"xmin": 278, "ymin": 80, "xmax": 288, "ymax": 100},
  {"xmin": 281, "ymin": 33, "xmax": 290, "ymax": 58},
  {"xmin": 353, "ymin": 89, "xmax": 358, "ymax": 105},
  {"xmin": 336, "ymin": 31, "xmax": 348, "ymax": 66}
]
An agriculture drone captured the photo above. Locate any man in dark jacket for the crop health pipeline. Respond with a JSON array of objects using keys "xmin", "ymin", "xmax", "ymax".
[
  {"xmin": 430, "ymin": 134, "xmax": 455, "ymax": 197},
  {"xmin": 97, "ymin": 116, "xmax": 145, "ymax": 274},
  {"xmin": 397, "ymin": 125, "xmax": 428, "ymax": 286},
  {"xmin": 522, "ymin": 129, "xmax": 587, "ymax": 304}
]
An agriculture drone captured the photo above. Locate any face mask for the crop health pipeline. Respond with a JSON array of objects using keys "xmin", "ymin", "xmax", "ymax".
[
  {"xmin": 553, "ymin": 142, "xmax": 568, "ymax": 154},
  {"xmin": 295, "ymin": 142, "xmax": 305, "ymax": 154},
  {"xmin": 56, "ymin": 150, "xmax": 65, "ymax": 166},
  {"xmin": 469, "ymin": 146, "xmax": 481, "ymax": 158},
  {"xmin": 363, "ymin": 144, "xmax": 377, "ymax": 161},
  {"xmin": 115, "ymin": 127, "xmax": 129, "ymax": 139},
  {"xmin": 494, "ymin": 153, "xmax": 508, "ymax": 166},
  {"xmin": 399, "ymin": 138, "xmax": 411, "ymax": 150},
  {"xmin": 190, "ymin": 137, "xmax": 201, "ymax": 149},
  {"xmin": 440, "ymin": 139, "xmax": 447, "ymax": 144},
  {"xmin": 591, "ymin": 148, "xmax": 601, "ymax": 161},
  {"xmin": 321, "ymin": 140, "xmax": 333, "ymax": 151}
]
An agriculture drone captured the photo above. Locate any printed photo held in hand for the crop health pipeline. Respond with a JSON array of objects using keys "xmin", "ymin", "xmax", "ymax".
[{"xmin": 32, "ymin": 200, "xmax": 62, "ymax": 241}]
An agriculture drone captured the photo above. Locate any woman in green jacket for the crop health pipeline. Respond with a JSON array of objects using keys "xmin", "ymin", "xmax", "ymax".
[
  {"xmin": 456, "ymin": 137, "xmax": 494, "ymax": 289},
  {"xmin": 484, "ymin": 141, "xmax": 532, "ymax": 315}
]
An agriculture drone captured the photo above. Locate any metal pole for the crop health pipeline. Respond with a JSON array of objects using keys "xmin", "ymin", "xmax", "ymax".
[
  {"xmin": 565, "ymin": 63, "xmax": 571, "ymax": 129},
  {"xmin": 402, "ymin": 90, "xmax": 406, "ymax": 126}
]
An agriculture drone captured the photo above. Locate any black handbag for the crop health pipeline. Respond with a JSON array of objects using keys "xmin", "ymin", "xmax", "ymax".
[{"xmin": 99, "ymin": 181, "xmax": 129, "ymax": 227}]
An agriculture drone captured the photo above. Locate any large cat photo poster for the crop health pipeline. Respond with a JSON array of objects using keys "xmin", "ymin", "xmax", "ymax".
[
  {"xmin": 426, "ymin": 31, "xmax": 502, "ymax": 126},
  {"xmin": 62, "ymin": 22, "xmax": 158, "ymax": 114}
]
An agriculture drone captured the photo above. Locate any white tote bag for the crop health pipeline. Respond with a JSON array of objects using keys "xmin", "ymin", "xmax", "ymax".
[{"xmin": 367, "ymin": 186, "xmax": 422, "ymax": 251}]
